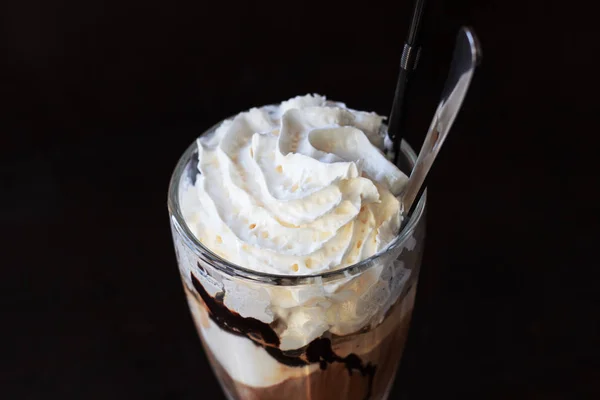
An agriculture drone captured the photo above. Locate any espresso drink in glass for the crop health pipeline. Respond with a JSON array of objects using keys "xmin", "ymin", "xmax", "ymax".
[{"xmin": 168, "ymin": 95, "xmax": 426, "ymax": 400}]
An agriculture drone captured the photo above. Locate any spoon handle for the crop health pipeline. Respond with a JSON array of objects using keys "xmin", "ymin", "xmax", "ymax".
[{"xmin": 401, "ymin": 26, "xmax": 482, "ymax": 215}]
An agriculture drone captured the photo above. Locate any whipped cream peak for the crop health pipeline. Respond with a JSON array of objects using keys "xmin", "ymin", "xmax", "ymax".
[{"xmin": 182, "ymin": 94, "xmax": 408, "ymax": 276}]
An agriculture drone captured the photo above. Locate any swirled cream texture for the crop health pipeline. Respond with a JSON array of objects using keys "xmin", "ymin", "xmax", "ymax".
[{"xmin": 181, "ymin": 94, "xmax": 408, "ymax": 275}]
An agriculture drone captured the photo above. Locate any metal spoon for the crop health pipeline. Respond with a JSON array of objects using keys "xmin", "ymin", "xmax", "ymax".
[{"xmin": 401, "ymin": 26, "xmax": 482, "ymax": 217}]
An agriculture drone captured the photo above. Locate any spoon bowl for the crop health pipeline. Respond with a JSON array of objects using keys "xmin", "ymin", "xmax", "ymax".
[{"xmin": 400, "ymin": 26, "xmax": 482, "ymax": 217}]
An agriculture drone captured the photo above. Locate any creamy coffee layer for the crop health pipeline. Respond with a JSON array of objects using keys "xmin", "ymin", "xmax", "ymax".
[
  {"xmin": 184, "ymin": 271, "xmax": 416, "ymax": 396},
  {"xmin": 202, "ymin": 297, "xmax": 414, "ymax": 400}
]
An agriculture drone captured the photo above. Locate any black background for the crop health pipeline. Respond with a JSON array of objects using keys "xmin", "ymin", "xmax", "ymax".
[{"xmin": 2, "ymin": 0, "xmax": 598, "ymax": 398}]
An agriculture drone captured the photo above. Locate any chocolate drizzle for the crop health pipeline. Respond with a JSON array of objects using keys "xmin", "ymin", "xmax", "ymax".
[
  {"xmin": 306, "ymin": 338, "xmax": 377, "ymax": 398},
  {"xmin": 192, "ymin": 274, "xmax": 280, "ymax": 347},
  {"xmin": 191, "ymin": 268, "xmax": 377, "ymax": 399}
]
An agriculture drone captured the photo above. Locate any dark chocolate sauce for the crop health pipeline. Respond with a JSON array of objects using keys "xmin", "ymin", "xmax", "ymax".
[
  {"xmin": 306, "ymin": 338, "xmax": 377, "ymax": 399},
  {"xmin": 191, "ymin": 271, "xmax": 280, "ymax": 347},
  {"xmin": 191, "ymin": 268, "xmax": 376, "ymax": 399}
]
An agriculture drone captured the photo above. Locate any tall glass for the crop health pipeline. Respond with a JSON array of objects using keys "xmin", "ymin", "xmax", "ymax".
[{"xmin": 168, "ymin": 121, "xmax": 427, "ymax": 400}]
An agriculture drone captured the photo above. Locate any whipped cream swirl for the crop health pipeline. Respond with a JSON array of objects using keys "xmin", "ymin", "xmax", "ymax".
[{"xmin": 182, "ymin": 94, "xmax": 408, "ymax": 275}]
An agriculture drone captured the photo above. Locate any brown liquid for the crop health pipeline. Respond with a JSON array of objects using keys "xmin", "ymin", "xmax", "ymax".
[
  {"xmin": 185, "ymin": 269, "xmax": 416, "ymax": 400},
  {"xmin": 204, "ymin": 313, "xmax": 411, "ymax": 400}
]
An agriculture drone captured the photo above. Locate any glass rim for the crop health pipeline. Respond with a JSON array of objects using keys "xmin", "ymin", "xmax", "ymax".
[{"xmin": 168, "ymin": 120, "xmax": 427, "ymax": 286}]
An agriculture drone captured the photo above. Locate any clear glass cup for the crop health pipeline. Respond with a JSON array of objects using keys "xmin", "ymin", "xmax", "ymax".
[{"xmin": 168, "ymin": 120, "xmax": 427, "ymax": 400}]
